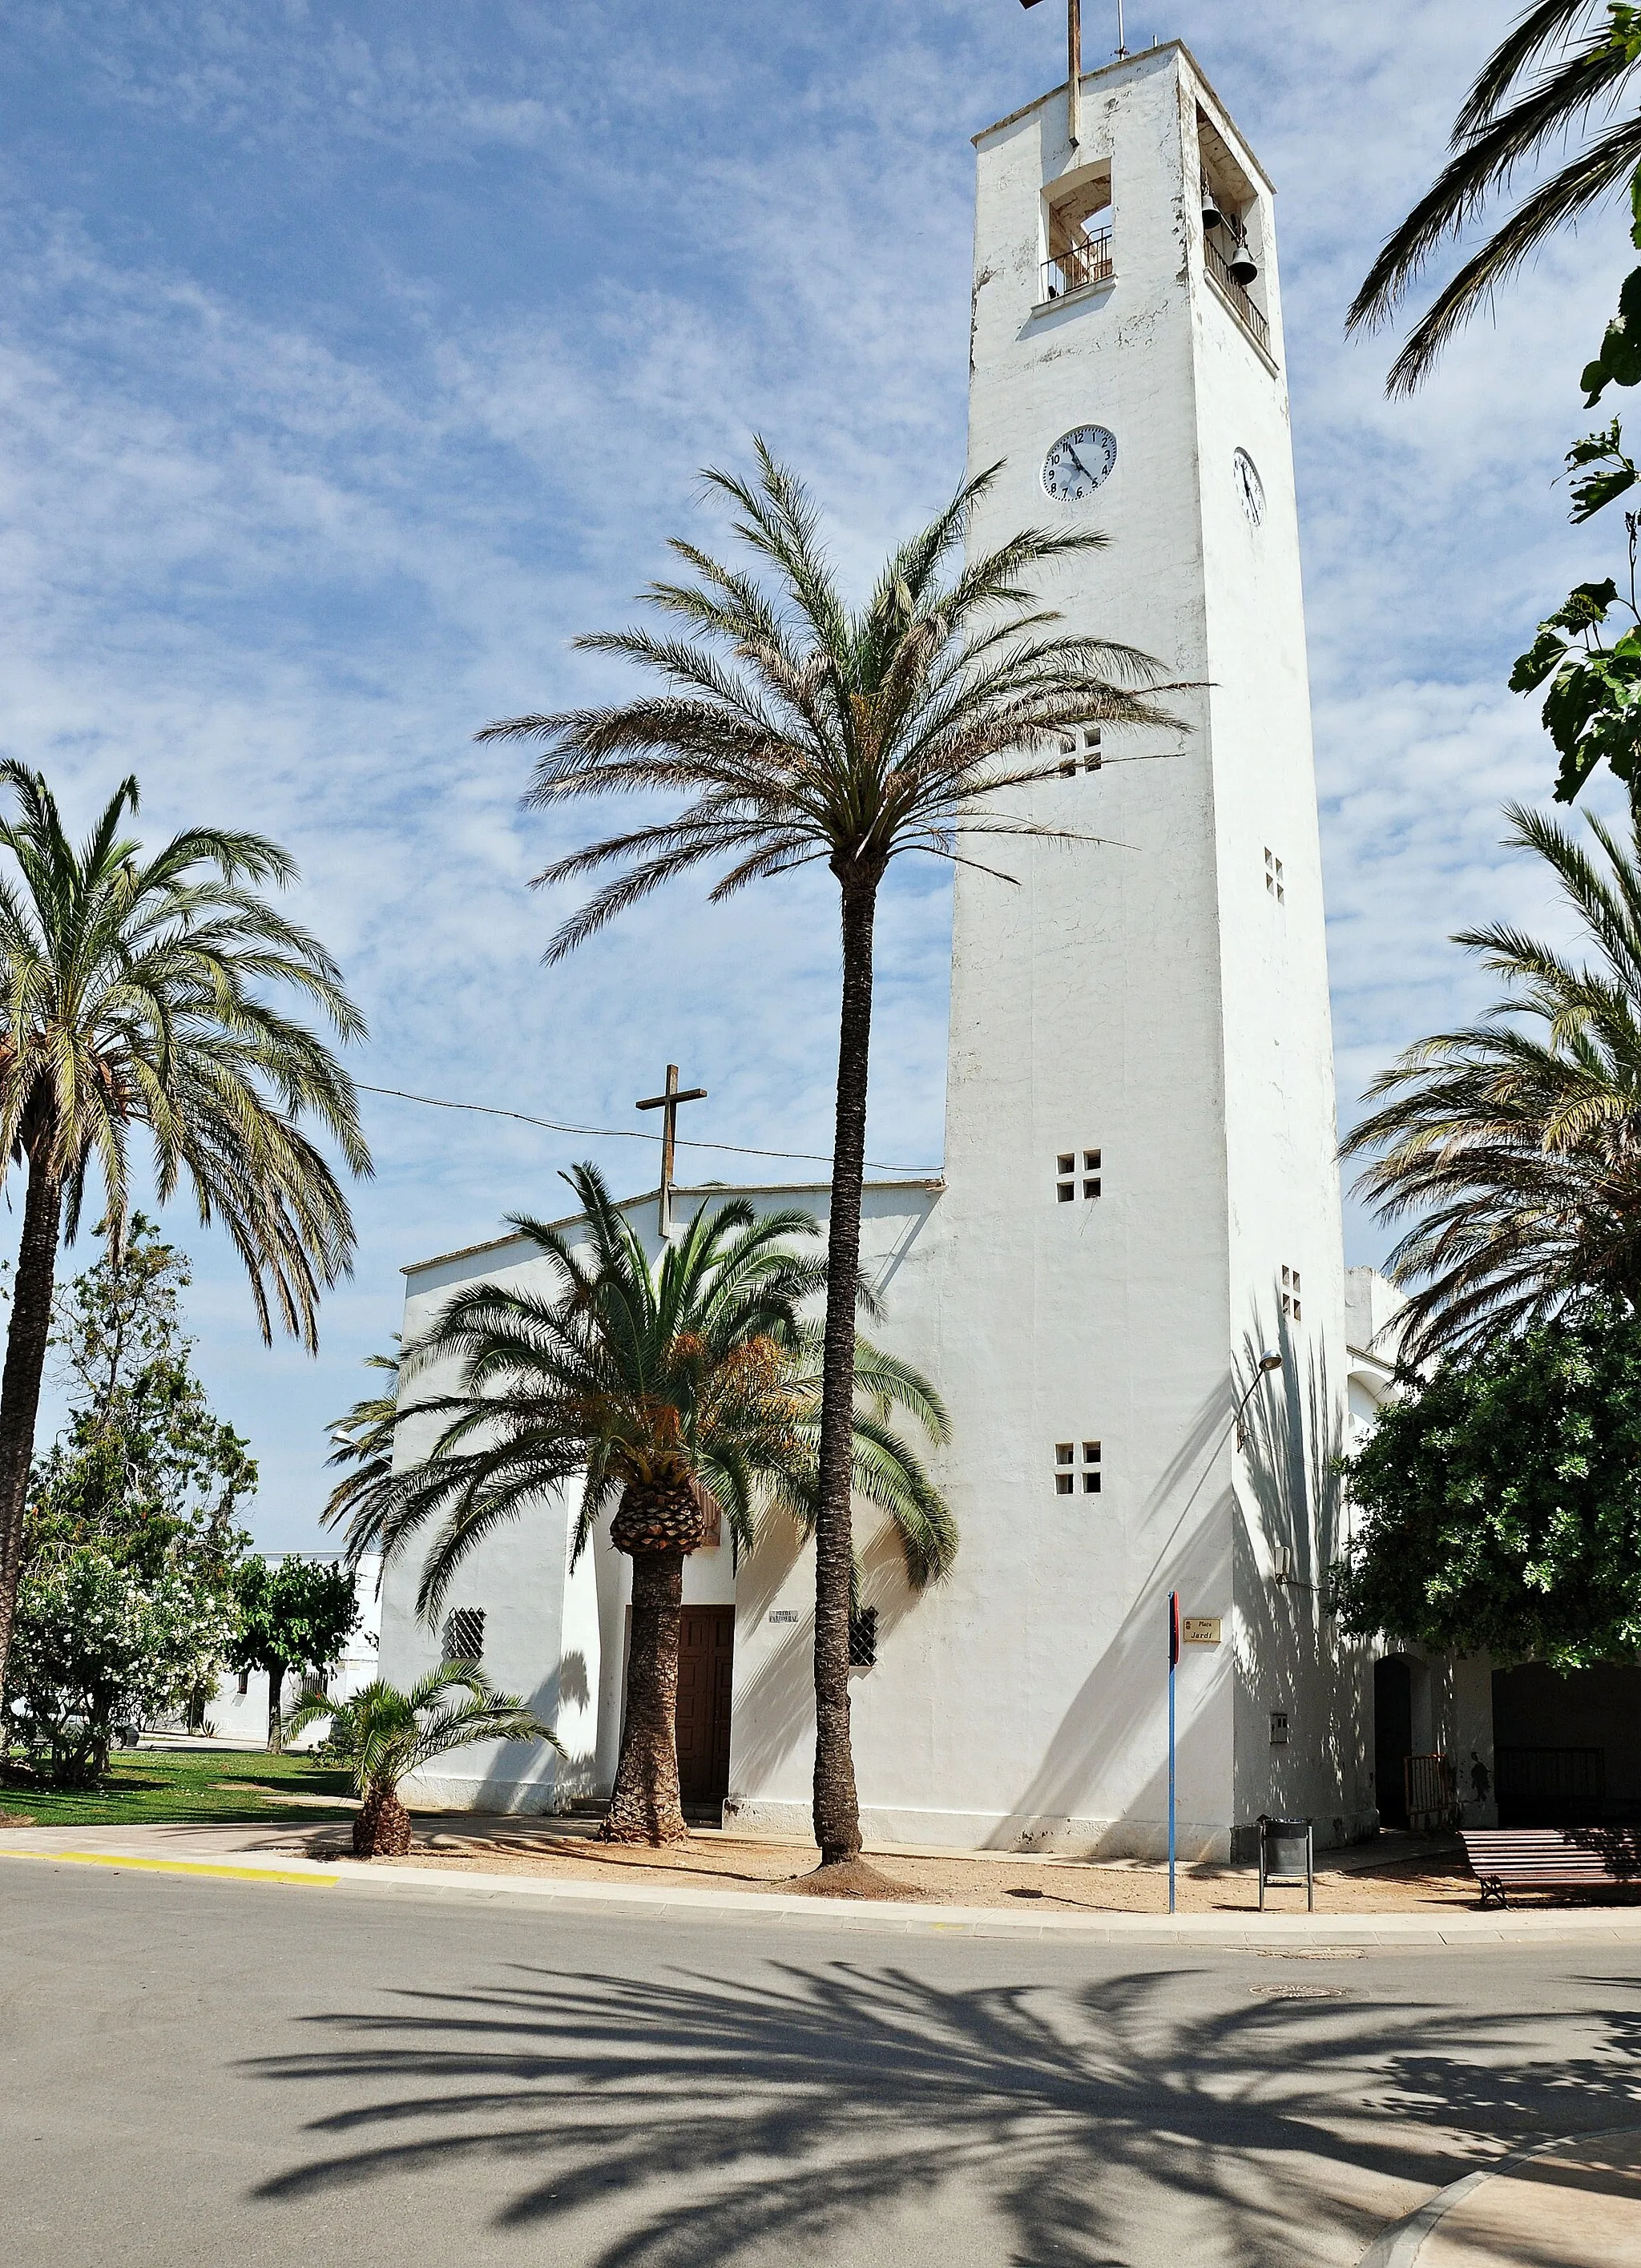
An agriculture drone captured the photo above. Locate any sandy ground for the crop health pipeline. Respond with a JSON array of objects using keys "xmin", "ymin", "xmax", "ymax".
[{"xmin": 285, "ymin": 1817, "xmax": 1587, "ymax": 1915}]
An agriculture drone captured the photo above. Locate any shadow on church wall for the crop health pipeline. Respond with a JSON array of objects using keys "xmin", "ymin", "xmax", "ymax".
[
  {"xmin": 1232, "ymin": 1309, "xmax": 1374, "ymax": 1854},
  {"xmin": 986, "ymin": 1376, "xmax": 1236, "ymax": 1856}
]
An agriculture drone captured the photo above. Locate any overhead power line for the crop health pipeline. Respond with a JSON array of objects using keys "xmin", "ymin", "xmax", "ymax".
[{"xmin": 354, "ymin": 1082, "xmax": 939, "ymax": 1178}]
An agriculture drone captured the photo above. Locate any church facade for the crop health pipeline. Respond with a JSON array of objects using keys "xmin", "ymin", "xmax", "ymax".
[{"xmin": 379, "ymin": 44, "xmax": 1451, "ymax": 1859}]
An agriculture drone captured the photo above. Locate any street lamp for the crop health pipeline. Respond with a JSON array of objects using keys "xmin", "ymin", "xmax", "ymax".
[{"xmin": 1234, "ymin": 1350, "xmax": 1283, "ymax": 1451}]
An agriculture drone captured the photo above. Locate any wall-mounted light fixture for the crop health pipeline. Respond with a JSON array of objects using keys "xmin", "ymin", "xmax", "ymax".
[{"xmin": 1234, "ymin": 1350, "xmax": 1283, "ymax": 1450}]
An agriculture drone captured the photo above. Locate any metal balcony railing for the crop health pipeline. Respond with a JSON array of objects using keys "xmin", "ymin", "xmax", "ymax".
[
  {"xmin": 1204, "ymin": 233, "xmax": 1271, "ymax": 355},
  {"xmin": 1040, "ymin": 226, "xmax": 1113, "ymax": 302}
]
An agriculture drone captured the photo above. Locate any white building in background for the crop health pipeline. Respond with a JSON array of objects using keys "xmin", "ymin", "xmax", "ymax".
[
  {"xmin": 205, "ymin": 1553, "xmax": 381, "ymax": 1746},
  {"xmin": 380, "ymin": 43, "xmax": 1418, "ymax": 1857}
]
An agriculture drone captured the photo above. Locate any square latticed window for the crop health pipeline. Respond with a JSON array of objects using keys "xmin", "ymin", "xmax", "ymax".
[
  {"xmin": 1054, "ymin": 1441, "xmax": 1075, "ymax": 1495},
  {"xmin": 1058, "ymin": 1148, "xmax": 1101, "ymax": 1202},
  {"xmin": 444, "ymin": 1607, "xmax": 486, "ymax": 1664},
  {"xmin": 1280, "ymin": 1263, "xmax": 1302, "ymax": 1322},
  {"xmin": 1264, "ymin": 848, "xmax": 1285, "ymax": 904},
  {"xmin": 1083, "ymin": 1440, "xmax": 1102, "ymax": 1493},
  {"xmin": 1055, "ymin": 726, "xmax": 1103, "ymax": 775}
]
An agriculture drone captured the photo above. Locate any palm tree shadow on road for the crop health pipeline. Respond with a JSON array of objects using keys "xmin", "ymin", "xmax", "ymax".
[{"xmin": 241, "ymin": 1959, "xmax": 1641, "ymax": 2265}]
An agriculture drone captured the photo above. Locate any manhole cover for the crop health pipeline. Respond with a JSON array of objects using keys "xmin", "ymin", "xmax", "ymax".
[
  {"xmin": 1249, "ymin": 1983, "xmax": 1357, "ymax": 1999},
  {"xmin": 1252, "ymin": 1948, "xmax": 1366, "ymax": 1961}
]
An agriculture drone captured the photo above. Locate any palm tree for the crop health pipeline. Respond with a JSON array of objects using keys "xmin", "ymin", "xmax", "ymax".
[
  {"xmin": 0, "ymin": 766, "xmax": 371, "ymax": 1691},
  {"xmin": 288, "ymin": 1666, "xmax": 554, "ymax": 1858},
  {"xmin": 477, "ymin": 446, "xmax": 1171, "ymax": 1872},
  {"xmin": 323, "ymin": 1340, "xmax": 400, "ymax": 1542},
  {"xmin": 1348, "ymin": 4, "xmax": 1641, "ymax": 391},
  {"xmin": 1343, "ymin": 792, "xmax": 1641, "ymax": 1366},
  {"xmin": 325, "ymin": 1161, "xmax": 953, "ymax": 1847}
]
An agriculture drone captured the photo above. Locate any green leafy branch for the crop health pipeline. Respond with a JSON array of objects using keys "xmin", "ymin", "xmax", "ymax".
[{"xmin": 1510, "ymin": 546, "xmax": 1641, "ymax": 803}]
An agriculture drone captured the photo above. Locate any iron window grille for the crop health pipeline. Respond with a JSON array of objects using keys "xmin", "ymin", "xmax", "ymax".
[{"xmin": 444, "ymin": 1607, "xmax": 486, "ymax": 1663}]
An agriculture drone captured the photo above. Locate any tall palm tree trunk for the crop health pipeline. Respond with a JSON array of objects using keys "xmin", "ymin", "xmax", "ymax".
[
  {"xmin": 812, "ymin": 879, "xmax": 877, "ymax": 1867},
  {"xmin": 0, "ymin": 1159, "xmax": 64, "ymax": 1690},
  {"xmin": 603, "ymin": 1547, "xmax": 689, "ymax": 1844},
  {"xmin": 266, "ymin": 1660, "xmax": 286, "ymax": 1751}
]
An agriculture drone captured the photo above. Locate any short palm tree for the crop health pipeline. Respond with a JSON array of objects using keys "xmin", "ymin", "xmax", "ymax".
[
  {"xmin": 325, "ymin": 1161, "xmax": 953, "ymax": 1847},
  {"xmin": 478, "ymin": 445, "xmax": 1171, "ymax": 1871},
  {"xmin": 0, "ymin": 766, "xmax": 370, "ymax": 1691},
  {"xmin": 1344, "ymin": 792, "xmax": 1641, "ymax": 1366},
  {"xmin": 1349, "ymin": 3, "xmax": 1641, "ymax": 390},
  {"xmin": 288, "ymin": 1666, "xmax": 554, "ymax": 1859}
]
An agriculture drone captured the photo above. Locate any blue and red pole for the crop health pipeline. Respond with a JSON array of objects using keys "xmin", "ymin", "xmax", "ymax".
[{"xmin": 1167, "ymin": 1589, "xmax": 1179, "ymax": 1914}]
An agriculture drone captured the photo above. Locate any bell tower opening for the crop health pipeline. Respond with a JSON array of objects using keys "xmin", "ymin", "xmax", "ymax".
[
  {"xmin": 1042, "ymin": 159, "xmax": 1112, "ymax": 302},
  {"xmin": 1197, "ymin": 111, "xmax": 1270, "ymax": 354}
]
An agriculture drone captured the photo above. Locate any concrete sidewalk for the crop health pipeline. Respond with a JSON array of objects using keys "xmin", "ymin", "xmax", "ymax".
[
  {"xmin": 1361, "ymin": 2127, "xmax": 1641, "ymax": 2265},
  {"xmin": 6, "ymin": 1818, "xmax": 1641, "ymax": 1944}
]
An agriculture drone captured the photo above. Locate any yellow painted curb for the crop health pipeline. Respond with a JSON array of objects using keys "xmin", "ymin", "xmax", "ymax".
[{"xmin": 0, "ymin": 1847, "xmax": 337, "ymax": 1887}]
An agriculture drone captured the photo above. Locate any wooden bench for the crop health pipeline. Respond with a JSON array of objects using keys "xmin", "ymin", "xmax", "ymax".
[{"xmin": 1460, "ymin": 1828, "xmax": 1641, "ymax": 1911}]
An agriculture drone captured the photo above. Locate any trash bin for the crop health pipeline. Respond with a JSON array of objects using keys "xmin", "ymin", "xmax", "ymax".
[{"xmin": 1257, "ymin": 1815, "xmax": 1313, "ymax": 1911}]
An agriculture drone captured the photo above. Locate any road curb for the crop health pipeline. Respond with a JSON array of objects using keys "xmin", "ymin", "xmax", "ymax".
[
  {"xmin": 1356, "ymin": 2126, "xmax": 1641, "ymax": 2266},
  {"xmin": 11, "ymin": 1837, "xmax": 1641, "ymax": 1943}
]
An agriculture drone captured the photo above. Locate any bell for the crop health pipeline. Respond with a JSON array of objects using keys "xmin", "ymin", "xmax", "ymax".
[
  {"xmin": 1228, "ymin": 241, "xmax": 1258, "ymax": 285},
  {"xmin": 1202, "ymin": 191, "xmax": 1225, "ymax": 232}
]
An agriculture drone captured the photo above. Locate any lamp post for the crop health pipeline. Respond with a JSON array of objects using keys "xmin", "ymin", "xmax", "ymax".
[{"xmin": 1234, "ymin": 1350, "xmax": 1284, "ymax": 1451}]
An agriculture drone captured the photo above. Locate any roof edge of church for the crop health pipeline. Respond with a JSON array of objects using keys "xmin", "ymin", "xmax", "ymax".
[
  {"xmin": 971, "ymin": 40, "xmax": 1276, "ymax": 198},
  {"xmin": 401, "ymin": 1176, "xmax": 948, "ymax": 1278}
]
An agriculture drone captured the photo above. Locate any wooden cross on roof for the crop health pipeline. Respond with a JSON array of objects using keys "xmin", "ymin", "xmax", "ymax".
[{"xmin": 637, "ymin": 1062, "xmax": 707, "ymax": 1238}]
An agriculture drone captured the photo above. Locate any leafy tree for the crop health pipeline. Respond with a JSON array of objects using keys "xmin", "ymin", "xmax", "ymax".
[
  {"xmin": 26, "ymin": 1218, "xmax": 256, "ymax": 1587},
  {"xmin": 1333, "ymin": 1303, "xmax": 1641, "ymax": 1665},
  {"xmin": 1510, "ymin": 557, "xmax": 1641, "ymax": 805},
  {"xmin": 1349, "ymin": 3, "xmax": 1641, "ymax": 392},
  {"xmin": 288, "ymin": 1666, "xmax": 555, "ymax": 1859},
  {"xmin": 479, "ymin": 447, "xmax": 1167, "ymax": 1873},
  {"xmin": 326, "ymin": 1162, "xmax": 952, "ymax": 1847},
  {"xmin": 228, "ymin": 1556, "xmax": 360, "ymax": 1750},
  {"xmin": 1344, "ymin": 792, "xmax": 1641, "ymax": 1367},
  {"xmin": 4, "ymin": 1548, "xmax": 232, "ymax": 1787},
  {"xmin": 0, "ymin": 765, "xmax": 371, "ymax": 1698}
]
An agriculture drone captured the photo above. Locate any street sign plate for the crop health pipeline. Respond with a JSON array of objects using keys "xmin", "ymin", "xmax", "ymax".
[{"xmin": 1182, "ymin": 1617, "xmax": 1221, "ymax": 1644}]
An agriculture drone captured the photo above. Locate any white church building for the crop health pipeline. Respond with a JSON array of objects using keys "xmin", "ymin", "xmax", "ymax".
[{"xmin": 380, "ymin": 42, "xmax": 1494, "ymax": 1859}]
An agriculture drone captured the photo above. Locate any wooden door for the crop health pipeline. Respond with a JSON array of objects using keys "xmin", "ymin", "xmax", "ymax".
[{"xmin": 675, "ymin": 1605, "xmax": 735, "ymax": 1803}]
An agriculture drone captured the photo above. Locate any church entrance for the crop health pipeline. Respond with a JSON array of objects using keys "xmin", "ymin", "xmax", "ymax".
[{"xmin": 675, "ymin": 1605, "xmax": 734, "ymax": 1806}]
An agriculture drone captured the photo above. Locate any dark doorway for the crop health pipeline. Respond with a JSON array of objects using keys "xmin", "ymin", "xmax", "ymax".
[
  {"xmin": 675, "ymin": 1605, "xmax": 734, "ymax": 1805},
  {"xmin": 1491, "ymin": 1663, "xmax": 1641, "ymax": 1825},
  {"xmin": 1374, "ymin": 1655, "xmax": 1413, "ymax": 1828}
]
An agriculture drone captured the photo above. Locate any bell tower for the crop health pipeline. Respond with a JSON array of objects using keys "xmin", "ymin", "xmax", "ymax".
[{"xmin": 924, "ymin": 42, "xmax": 1369, "ymax": 1855}]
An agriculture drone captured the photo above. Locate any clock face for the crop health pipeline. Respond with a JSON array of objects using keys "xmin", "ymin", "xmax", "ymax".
[
  {"xmin": 1233, "ymin": 447, "xmax": 1264, "ymax": 526},
  {"xmin": 1043, "ymin": 424, "xmax": 1117, "ymax": 502}
]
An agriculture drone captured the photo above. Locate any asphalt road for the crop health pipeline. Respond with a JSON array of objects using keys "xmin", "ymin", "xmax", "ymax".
[{"xmin": 3, "ymin": 1863, "xmax": 1639, "ymax": 2268}]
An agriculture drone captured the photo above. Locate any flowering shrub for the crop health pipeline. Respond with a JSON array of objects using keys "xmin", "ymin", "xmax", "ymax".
[{"xmin": 4, "ymin": 1548, "xmax": 232, "ymax": 1787}]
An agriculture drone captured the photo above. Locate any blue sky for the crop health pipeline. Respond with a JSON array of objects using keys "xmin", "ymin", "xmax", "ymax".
[{"xmin": 0, "ymin": 1, "xmax": 1630, "ymax": 1549}]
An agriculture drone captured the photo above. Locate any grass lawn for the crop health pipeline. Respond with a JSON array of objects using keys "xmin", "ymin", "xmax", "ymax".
[{"xmin": 0, "ymin": 1745, "xmax": 357, "ymax": 1828}]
